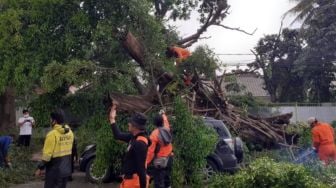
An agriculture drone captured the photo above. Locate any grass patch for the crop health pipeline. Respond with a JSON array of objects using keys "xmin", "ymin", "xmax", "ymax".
[{"xmin": 0, "ymin": 129, "xmax": 45, "ymax": 187}]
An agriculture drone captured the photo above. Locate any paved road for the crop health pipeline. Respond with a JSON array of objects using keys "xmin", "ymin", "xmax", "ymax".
[{"xmin": 10, "ymin": 171, "xmax": 118, "ymax": 188}]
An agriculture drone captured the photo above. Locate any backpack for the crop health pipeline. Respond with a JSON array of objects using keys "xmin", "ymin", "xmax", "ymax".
[
  {"xmin": 153, "ymin": 127, "xmax": 172, "ymax": 168},
  {"xmin": 158, "ymin": 127, "xmax": 172, "ymax": 145}
]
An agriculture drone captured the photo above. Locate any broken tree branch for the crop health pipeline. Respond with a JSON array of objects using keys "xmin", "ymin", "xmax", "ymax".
[
  {"xmin": 177, "ymin": 1, "xmax": 229, "ymax": 47},
  {"xmin": 215, "ymin": 24, "xmax": 257, "ymax": 35},
  {"xmin": 199, "ymin": 36, "xmax": 212, "ymax": 40}
]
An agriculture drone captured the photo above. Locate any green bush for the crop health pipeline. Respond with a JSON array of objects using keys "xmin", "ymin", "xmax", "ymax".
[
  {"xmin": 74, "ymin": 113, "xmax": 127, "ymax": 179},
  {"xmin": 75, "ymin": 114, "xmax": 106, "ymax": 154},
  {"xmin": 172, "ymin": 97, "xmax": 217, "ymax": 187},
  {"xmin": 93, "ymin": 115, "xmax": 126, "ymax": 177},
  {"xmin": 209, "ymin": 158, "xmax": 329, "ymax": 188},
  {"xmin": 285, "ymin": 122, "xmax": 311, "ymax": 148},
  {"xmin": 305, "ymin": 161, "xmax": 336, "ymax": 187},
  {"xmin": 244, "ymin": 149, "xmax": 294, "ymax": 164}
]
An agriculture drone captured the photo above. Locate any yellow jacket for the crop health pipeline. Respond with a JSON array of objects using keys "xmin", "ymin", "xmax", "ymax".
[{"xmin": 42, "ymin": 124, "xmax": 74, "ymax": 162}]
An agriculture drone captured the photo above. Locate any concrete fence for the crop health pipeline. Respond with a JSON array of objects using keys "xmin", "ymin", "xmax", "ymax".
[{"xmin": 249, "ymin": 103, "xmax": 336, "ymax": 123}]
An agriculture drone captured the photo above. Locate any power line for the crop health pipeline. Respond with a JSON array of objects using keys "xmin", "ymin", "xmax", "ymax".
[
  {"xmin": 216, "ymin": 53, "xmax": 254, "ymax": 56},
  {"xmin": 223, "ymin": 59, "xmax": 255, "ymax": 64},
  {"xmin": 224, "ymin": 63, "xmax": 251, "ymax": 66}
]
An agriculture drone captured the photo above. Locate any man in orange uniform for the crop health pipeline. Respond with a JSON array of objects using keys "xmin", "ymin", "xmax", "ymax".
[
  {"xmin": 166, "ymin": 46, "xmax": 191, "ymax": 64},
  {"xmin": 147, "ymin": 111, "xmax": 173, "ymax": 188},
  {"xmin": 109, "ymin": 103, "xmax": 150, "ymax": 188},
  {"xmin": 308, "ymin": 117, "xmax": 336, "ymax": 164}
]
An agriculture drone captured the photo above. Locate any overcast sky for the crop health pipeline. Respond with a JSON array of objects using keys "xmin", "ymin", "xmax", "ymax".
[{"xmin": 173, "ymin": 0, "xmax": 298, "ymax": 66}]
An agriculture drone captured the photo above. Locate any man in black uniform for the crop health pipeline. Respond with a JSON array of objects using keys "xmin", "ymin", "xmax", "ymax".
[{"xmin": 108, "ymin": 102, "xmax": 150, "ymax": 188}]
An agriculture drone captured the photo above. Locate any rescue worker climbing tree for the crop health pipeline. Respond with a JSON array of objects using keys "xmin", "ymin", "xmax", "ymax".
[
  {"xmin": 108, "ymin": 102, "xmax": 150, "ymax": 188},
  {"xmin": 35, "ymin": 110, "xmax": 74, "ymax": 188},
  {"xmin": 166, "ymin": 46, "xmax": 191, "ymax": 65},
  {"xmin": 308, "ymin": 117, "xmax": 336, "ymax": 164},
  {"xmin": 147, "ymin": 111, "xmax": 173, "ymax": 188},
  {"xmin": 166, "ymin": 46, "xmax": 193, "ymax": 87}
]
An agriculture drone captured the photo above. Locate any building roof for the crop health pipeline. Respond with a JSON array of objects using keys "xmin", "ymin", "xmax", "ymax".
[{"xmin": 222, "ymin": 73, "xmax": 270, "ymax": 97}]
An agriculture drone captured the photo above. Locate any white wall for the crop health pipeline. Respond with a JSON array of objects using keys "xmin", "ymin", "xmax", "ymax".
[
  {"xmin": 251, "ymin": 105, "xmax": 336, "ymax": 123},
  {"xmin": 276, "ymin": 106, "xmax": 336, "ymax": 123}
]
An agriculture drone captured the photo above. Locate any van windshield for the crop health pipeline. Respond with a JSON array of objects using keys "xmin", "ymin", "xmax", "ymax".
[{"xmin": 205, "ymin": 120, "xmax": 232, "ymax": 138}]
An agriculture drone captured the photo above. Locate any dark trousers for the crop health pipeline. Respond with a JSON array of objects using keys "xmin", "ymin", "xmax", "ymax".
[
  {"xmin": 45, "ymin": 174, "xmax": 68, "ymax": 188},
  {"xmin": 18, "ymin": 135, "xmax": 31, "ymax": 147},
  {"xmin": 0, "ymin": 152, "xmax": 4, "ymax": 168},
  {"xmin": 153, "ymin": 157, "xmax": 173, "ymax": 188}
]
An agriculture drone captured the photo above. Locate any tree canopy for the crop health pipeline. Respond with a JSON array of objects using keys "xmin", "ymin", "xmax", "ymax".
[
  {"xmin": 0, "ymin": 0, "xmax": 232, "ymax": 97},
  {"xmin": 297, "ymin": 0, "xmax": 336, "ymax": 102},
  {"xmin": 251, "ymin": 29, "xmax": 304, "ymax": 102},
  {"xmin": 254, "ymin": 0, "xmax": 336, "ymax": 103}
]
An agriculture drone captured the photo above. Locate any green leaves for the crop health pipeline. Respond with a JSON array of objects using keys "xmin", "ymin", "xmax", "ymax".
[
  {"xmin": 296, "ymin": 1, "xmax": 336, "ymax": 102},
  {"xmin": 0, "ymin": 7, "xmax": 24, "ymax": 93},
  {"xmin": 307, "ymin": 162, "xmax": 336, "ymax": 187},
  {"xmin": 285, "ymin": 123, "xmax": 312, "ymax": 148},
  {"xmin": 41, "ymin": 60, "xmax": 95, "ymax": 92},
  {"xmin": 262, "ymin": 1, "xmax": 336, "ymax": 103},
  {"xmin": 172, "ymin": 97, "xmax": 217, "ymax": 186},
  {"xmin": 0, "ymin": 0, "xmax": 93, "ymax": 95},
  {"xmin": 94, "ymin": 114, "xmax": 127, "ymax": 176},
  {"xmin": 253, "ymin": 29, "xmax": 305, "ymax": 102},
  {"xmin": 210, "ymin": 158, "xmax": 329, "ymax": 188},
  {"xmin": 180, "ymin": 45, "xmax": 219, "ymax": 79}
]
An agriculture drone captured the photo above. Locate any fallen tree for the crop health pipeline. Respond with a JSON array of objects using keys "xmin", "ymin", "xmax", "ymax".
[
  {"xmin": 108, "ymin": 32, "xmax": 286, "ymax": 148},
  {"xmin": 25, "ymin": 0, "xmax": 283, "ymax": 148}
]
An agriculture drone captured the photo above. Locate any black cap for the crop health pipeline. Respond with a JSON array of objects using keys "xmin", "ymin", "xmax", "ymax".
[
  {"xmin": 129, "ymin": 112, "xmax": 147, "ymax": 130},
  {"xmin": 50, "ymin": 109, "xmax": 65, "ymax": 124}
]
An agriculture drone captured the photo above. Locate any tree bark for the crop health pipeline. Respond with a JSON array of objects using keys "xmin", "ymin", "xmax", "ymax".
[
  {"xmin": 108, "ymin": 91, "xmax": 156, "ymax": 112},
  {"xmin": 122, "ymin": 32, "xmax": 145, "ymax": 68},
  {"xmin": 0, "ymin": 87, "xmax": 16, "ymax": 132}
]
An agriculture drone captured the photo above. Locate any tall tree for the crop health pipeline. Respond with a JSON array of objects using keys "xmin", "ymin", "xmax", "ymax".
[
  {"xmin": 296, "ymin": 0, "xmax": 336, "ymax": 102},
  {"xmin": 284, "ymin": 0, "xmax": 316, "ymax": 25},
  {"xmin": 251, "ymin": 29, "xmax": 304, "ymax": 102},
  {"xmin": 284, "ymin": 0, "xmax": 334, "ymax": 26},
  {"xmin": 0, "ymin": 0, "xmax": 93, "ymax": 129}
]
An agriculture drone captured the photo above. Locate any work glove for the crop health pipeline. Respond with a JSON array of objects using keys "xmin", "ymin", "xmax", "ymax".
[{"xmin": 159, "ymin": 109, "xmax": 166, "ymax": 115}]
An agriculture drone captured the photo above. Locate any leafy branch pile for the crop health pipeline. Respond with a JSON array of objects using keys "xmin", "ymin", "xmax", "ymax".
[{"xmin": 210, "ymin": 158, "xmax": 329, "ymax": 188}]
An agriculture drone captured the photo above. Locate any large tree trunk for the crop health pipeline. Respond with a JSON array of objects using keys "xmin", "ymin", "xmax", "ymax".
[
  {"xmin": 109, "ymin": 92, "xmax": 156, "ymax": 112},
  {"xmin": 122, "ymin": 32, "xmax": 145, "ymax": 68},
  {"xmin": 0, "ymin": 88, "xmax": 16, "ymax": 132}
]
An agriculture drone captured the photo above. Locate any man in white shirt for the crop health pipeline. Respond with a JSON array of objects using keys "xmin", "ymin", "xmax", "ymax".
[{"xmin": 17, "ymin": 109, "xmax": 35, "ymax": 147}]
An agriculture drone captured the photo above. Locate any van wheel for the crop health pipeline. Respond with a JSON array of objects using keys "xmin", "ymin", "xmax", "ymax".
[
  {"xmin": 85, "ymin": 158, "xmax": 111, "ymax": 183},
  {"xmin": 203, "ymin": 159, "xmax": 218, "ymax": 182}
]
